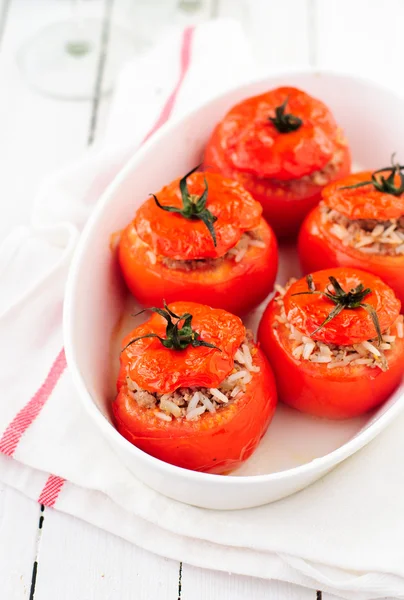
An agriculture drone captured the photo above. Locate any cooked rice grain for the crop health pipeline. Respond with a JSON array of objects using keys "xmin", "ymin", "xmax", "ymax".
[
  {"xmin": 275, "ymin": 281, "xmax": 403, "ymax": 372},
  {"xmin": 322, "ymin": 204, "xmax": 404, "ymax": 256},
  {"xmin": 126, "ymin": 335, "xmax": 259, "ymax": 420}
]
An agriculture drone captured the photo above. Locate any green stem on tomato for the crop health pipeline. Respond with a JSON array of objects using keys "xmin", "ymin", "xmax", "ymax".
[
  {"xmin": 151, "ymin": 165, "xmax": 218, "ymax": 246},
  {"xmin": 268, "ymin": 97, "xmax": 303, "ymax": 133},
  {"xmin": 291, "ymin": 275, "xmax": 383, "ymax": 344},
  {"xmin": 340, "ymin": 153, "xmax": 404, "ymax": 196},
  {"xmin": 122, "ymin": 302, "xmax": 221, "ymax": 352}
]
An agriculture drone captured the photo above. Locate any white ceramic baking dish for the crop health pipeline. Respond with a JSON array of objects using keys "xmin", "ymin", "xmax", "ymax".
[{"xmin": 64, "ymin": 69, "xmax": 404, "ymax": 510}]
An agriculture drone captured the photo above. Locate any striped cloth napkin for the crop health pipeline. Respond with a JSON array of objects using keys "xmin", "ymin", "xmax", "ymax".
[
  {"xmin": 0, "ymin": 20, "xmax": 256, "ymax": 499},
  {"xmin": 2, "ymin": 20, "xmax": 404, "ymax": 600}
]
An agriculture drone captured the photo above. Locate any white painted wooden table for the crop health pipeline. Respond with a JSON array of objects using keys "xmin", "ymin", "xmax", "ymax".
[{"xmin": 0, "ymin": 1, "xmax": 402, "ymax": 598}]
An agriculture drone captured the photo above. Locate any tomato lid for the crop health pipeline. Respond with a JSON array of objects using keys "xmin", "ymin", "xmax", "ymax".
[
  {"xmin": 134, "ymin": 170, "xmax": 262, "ymax": 260},
  {"xmin": 121, "ymin": 301, "xmax": 246, "ymax": 394},
  {"xmin": 323, "ymin": 167, "xmax": 404, "ymax": 220},
  {"xmin": 284, "ymin": 268, "xmax": 401, "ymax": 345},
  {"xmin": 216, "ymin": 87, "xmax": 339, "ymax": 181}
]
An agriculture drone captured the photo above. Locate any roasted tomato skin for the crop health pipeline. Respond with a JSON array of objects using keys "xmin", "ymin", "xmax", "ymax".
[
  {"xmin": 284, "ymin": 268, "xmax": 400, "ymax": 346},
  {"xmin": 119, "ymin": 217, "xmax": 278, "ymax": 316},
  {"xmin": 205, "ymin": 133, "xmax": 350, "ymax": 239},
  {"xmin": 207, "ymin": 87, "xmax": 341, "ymax": 181},
  {"xmin": 258, "ymin": 296, "xmax": 404, "ymax": 419},
  {"xmin": 322, "ymin": 171, "xmax": 404, "ymax": 220},
  {"xmin": 113, "ymin": 346, "xmax": 277, "ymax": 474},
  {"xmin": 119, "ymin": 301, "xmax": 246, "ymax": 394},
  {"xmin": 134, "ymin": 171, "xmax": 262, "ymax": 260},
  {"xmin": 298, "ymin": 206, "xmax": 404, "ymax": 306},
  {"xmin": 204, "ymin": 86, "xmax": 351, "ymax": 238}
]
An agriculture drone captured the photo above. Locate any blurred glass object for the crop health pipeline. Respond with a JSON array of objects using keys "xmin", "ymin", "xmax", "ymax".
[
  {"xmin": 118, "ymin": 0, "xmax": 179, "ymax": 41},
  {"xmin": 17, "ymin": 0, "xmax": 136, "ymax": 101},
  {"xmin": 177, "ymin": 0, "xmax": 202, "ymax": 13},
  {"xmin": 116, "ymin": 0, "xmax": 202, "ymax": 46}
]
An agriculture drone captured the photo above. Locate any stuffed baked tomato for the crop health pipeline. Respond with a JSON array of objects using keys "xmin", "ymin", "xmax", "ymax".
[
  {"xmin": 118, "ymin": 168, "xmax": 278, "ymax": 315},
  {"xmin": 204, "ymin": 86, "xmax": 351, "ymax": 238},
  {"xmin": 299, "ymin": 160, "xmax": 404, "ymax": 305},
  {"xmin": 258, "ymin": 268, "xmax": 403, "ymax": 419},
  {"xmin": 113, "ymin": 301, "xmax": 277, "ymax": 473}
]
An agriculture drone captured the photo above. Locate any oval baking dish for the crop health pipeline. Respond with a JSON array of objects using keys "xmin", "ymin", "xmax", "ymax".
[{"xmin": 64, "ymin": 70, "xmax": 404, "ymax": 510}]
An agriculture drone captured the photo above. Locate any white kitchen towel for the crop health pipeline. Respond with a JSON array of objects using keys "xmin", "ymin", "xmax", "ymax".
[{"xmin": 1, "ymin": 19, "xmax": 404, "ymax": 600}]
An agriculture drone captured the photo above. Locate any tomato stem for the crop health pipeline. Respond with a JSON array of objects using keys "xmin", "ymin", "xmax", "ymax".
[
  {"xmin": 340, "ymin": 153, "xmax": 404, "ymax": 196},
  {"xmin": 151, "ymin": 165, "xmax": 218, "ymax": 246},
  {"xmin": 268, "ymin": 97, "xmax": 303, "ymax": 133},
  {"xmin": 291, "ymin": 275, "xmax": 383, "ymax": 344},
  {"xmin": 122, "ymin": 302, "xmax": 221, "ymax": 352}
]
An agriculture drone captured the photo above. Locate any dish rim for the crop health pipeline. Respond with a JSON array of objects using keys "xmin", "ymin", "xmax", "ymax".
[{"xmin": 64, "ymin": 66, "xmax": 404, "ymax": 486}]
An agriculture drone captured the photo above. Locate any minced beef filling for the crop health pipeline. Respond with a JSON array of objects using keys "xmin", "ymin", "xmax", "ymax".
[
  {"xmin": 125, "ymin": 332, "xmax": 260, "ymax": 421},
  {"xmin": 273, "ymin": 281, "xmax": 404, "ymax": 372},
  {"xmin": 321, "ymin": 205, "xmax": 404, "ymax": 256}
]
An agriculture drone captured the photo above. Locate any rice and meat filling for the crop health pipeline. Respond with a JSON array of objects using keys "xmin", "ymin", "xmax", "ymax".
[
  {"xmin": 321, "ymin": 204, "xmax": 404, "ymax": 255},
  {"xmin": 300, "ymin": 146, "xmax": 346, "ymax": 187},
  {"xmin": 159, "ymin": 229, "xmax": 265, "ymax": 271},
  {"xmin": 273, "ymin": 281, "xmax": 404, "ymax": 372},
  {"xmin": 125, "ymin": 334, "xmax": 259, "ymax": 421},
  {"xmin": 254, "ymin": 147, "xmax": 345, "ymax": 190}
]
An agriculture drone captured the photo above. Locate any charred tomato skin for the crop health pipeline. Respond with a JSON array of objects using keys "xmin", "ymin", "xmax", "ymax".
[
  {"xmin": 298, "ymin": 207, "xmax": 404, "ymax": 306},
  {"xmin": 113, "ymin": 345, "xmax": 277, "ymax": 474},
  {"xmin": 119, "ymin": 217, "xmax": 278, "ymax": 316}
]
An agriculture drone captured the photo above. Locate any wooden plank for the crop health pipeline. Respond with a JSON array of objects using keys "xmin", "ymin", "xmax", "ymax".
[
  {"xmin": 315, "ymin": 0, "xmax": 404, "ymax": 93},
  {"xmin": 323, "ymin": 595, "xmax": 397, "ymax": 600},
  {"xmin": 0, "ymin": 0, "xmax": 11, "ymax": 47},
  {"xmin": 0, "ymin": 482, "xmax": 40, "ymax": 600},
  {"xmin": 216, "ymin": 0, "xmax": 311, "ymax": 68},
  {"xmin": 33, "ymin": 508, "xmax": 180, "ymax": 600},
  {"xmin": 181, "ymin": 563, "xmax": 316, "ymax": 600}
]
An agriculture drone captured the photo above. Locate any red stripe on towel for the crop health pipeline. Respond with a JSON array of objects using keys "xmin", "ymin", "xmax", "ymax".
[
  {"xmin": 142, "ymin": 26, "xmax": 195, "ymax": 144},
  {"xmin": 0, "ymin": 349, "xmax": 67, "ymax": 456},
  {"xmin": 38, "ymin": 474, "xmax": 66, "ymax": 507},
  {"xmin": 9, "ymin": 26, "xmax": 196, "ymax": 508}
]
